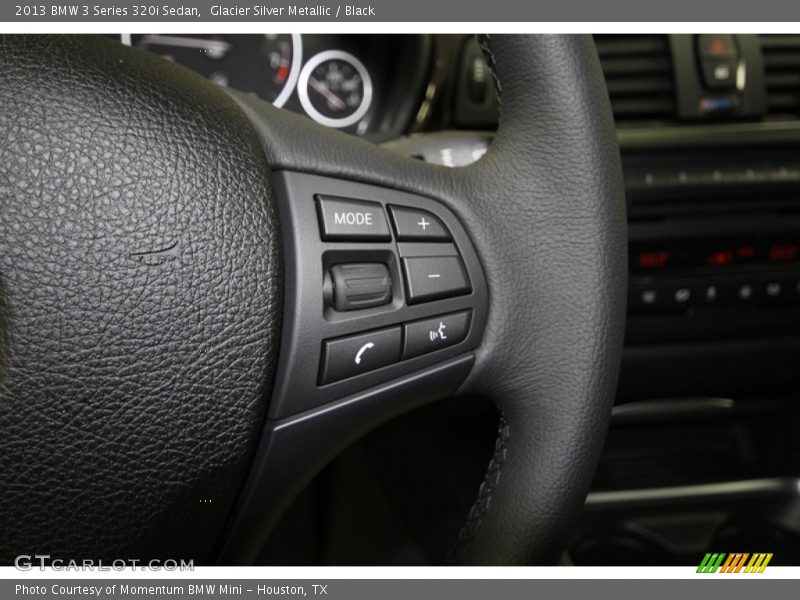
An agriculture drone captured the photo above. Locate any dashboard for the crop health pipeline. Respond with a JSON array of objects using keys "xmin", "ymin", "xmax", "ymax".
[{"xmin": 115, "ymin": 34, "xmax": 431, "ymax": 141}]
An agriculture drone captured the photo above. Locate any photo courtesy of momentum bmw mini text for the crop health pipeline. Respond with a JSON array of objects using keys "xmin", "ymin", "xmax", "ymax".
[{"xmin": 3, "ymin": 0, "xmax": 800, "ymax": 598}]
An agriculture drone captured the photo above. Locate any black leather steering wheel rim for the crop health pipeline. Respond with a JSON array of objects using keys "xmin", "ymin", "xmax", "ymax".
[
  {"xmin": 228, "ymin": 34, "xmax": 628, "ymax": 564},
  {"xmin": 0, "ymin": 34, "xmax": 626, "ymax": 566}
]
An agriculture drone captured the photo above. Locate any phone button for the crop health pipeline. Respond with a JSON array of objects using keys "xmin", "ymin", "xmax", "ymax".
[{"xmin": 319, "ymin": 326, "xmax": 402, "ymax": 385}]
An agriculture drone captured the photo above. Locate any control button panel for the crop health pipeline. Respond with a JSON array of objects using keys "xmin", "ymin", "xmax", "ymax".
[
  {"xmin": 319, "ymin": 311, "xmax": 474, "ymax": 384},
  {"xmin": 329, "ymin": 263, "xmax": 392, "ymax": 311},
  {"xmin": 403, "ymin": 311, "xmax": 471, "ymax": 359},
  {"xmin": 319, "ymin": 326, "xmax": 402, "ymax": 384},
  {"xmin": 629, "ymin": 239, "xmax": 800, "ymax": 316},
  {"xmin": 402, "ymin": 256, "xmax": 471, "ymax": 304},
  {"xmin": 270, "ymin": 172, "xmax": 488, "ymax": 418},
  {"xmin": 389, "ymin": 205, "xmax": 451, "ymax": 241},
  {"xmin": 668, "ymin": 34, "xmax": 764, "ymax": 121},
  {"xmin": 630, "ymin": 275, "xmax": 800, "ymax": 315},
  {"xmin": 316, "ymin": 195, "xmax": 391, "ymax": 241},
  {"xmin": 697, "ymin": 34, "xmax": 739, "ymax": 91}
]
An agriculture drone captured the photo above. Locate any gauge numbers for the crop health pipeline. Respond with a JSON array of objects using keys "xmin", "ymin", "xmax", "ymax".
[
  {"xmin": 298, "ymin": 50, "xmax": 373, "ymax": 129},
  {"xmin": 125, "ymin": 33, "xmax": 302, "ymax": 108}
]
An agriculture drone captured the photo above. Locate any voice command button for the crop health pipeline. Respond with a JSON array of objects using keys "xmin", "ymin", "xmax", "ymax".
[{"xmin": 402, "ymin": 310, "xmax": 472, "ymax": 359}]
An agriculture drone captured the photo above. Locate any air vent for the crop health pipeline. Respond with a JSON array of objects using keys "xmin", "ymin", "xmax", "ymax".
[
  {"xmin": 594, "ymin": 35, "xmax": 676, "ymax": 124},
  {"xmin": 761, "ymin": 34, "xmax": 800, "ymax": 118},
  {"xmin": 624, "ymin": 150, "xmax": 800, "ymax": 222}
]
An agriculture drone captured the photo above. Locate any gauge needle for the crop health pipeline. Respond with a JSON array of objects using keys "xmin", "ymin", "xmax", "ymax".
[
  {"xmin": 138, "ymin": 35, "xmax": 232, "ymax": 56},
  {"xmin": 309, "ymin": 77, "xmax": 347, "ymax": 111}
]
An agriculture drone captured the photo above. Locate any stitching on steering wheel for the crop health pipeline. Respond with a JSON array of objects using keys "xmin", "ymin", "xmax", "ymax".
[
  {"xmin": 449, "ymin": 416, "xmax": 510, "ymax": 563},
  {"xmin": 477, "ymin": 34, "xmax": 503, "ymax": 115},
  {"xmin": 447, "ymin": 35, "xmax": 509, "ymax": 565}
]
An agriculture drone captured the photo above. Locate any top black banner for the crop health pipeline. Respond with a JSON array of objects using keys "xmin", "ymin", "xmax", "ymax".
[{"xmin": 6, "ymin": 0, "xmax": 800, "ymax": 22}]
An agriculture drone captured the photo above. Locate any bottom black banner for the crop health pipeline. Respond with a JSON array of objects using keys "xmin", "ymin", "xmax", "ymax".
[{"xmin": 3, "ymin": 579, "xmax": 795, "ymax": 600}]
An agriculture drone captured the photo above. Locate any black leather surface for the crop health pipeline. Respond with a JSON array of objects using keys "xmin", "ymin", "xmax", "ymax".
[
  {"xmin": 0, "ymin": 36, "xmax": 282, "ymax": 563},
  {"xmin": 231, "ymin": 34, "xmax": 627, "ymax": 565}
]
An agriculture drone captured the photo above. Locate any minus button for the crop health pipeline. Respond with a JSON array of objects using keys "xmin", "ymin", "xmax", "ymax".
[{"xmin": 402, "ymin": 256, "xmax": 471, "ymax": 304}]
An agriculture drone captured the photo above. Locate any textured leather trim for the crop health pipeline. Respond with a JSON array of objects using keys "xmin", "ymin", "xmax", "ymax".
[{"xmin": 0, "ymin": 35, "xmax": 282, "ymax": 563}]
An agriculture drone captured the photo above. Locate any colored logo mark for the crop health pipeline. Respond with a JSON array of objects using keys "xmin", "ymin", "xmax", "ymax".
[{"xmin": 697, "ymin": 553, "xmax": 773, "ymax": 573}]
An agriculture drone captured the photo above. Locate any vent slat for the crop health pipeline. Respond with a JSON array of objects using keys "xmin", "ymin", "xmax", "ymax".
[
  {"xmin": 594, "ymin": 34, "xmax": 676, "ymax": 123},
  {"xmin": 768, "ymin": 94, "xmax": 800, "ymax": 112},
  {"xmin": 761, "ymin": 34, "xmax": 800, "ymax": 118},
  {"xmin": 611, "ymin": 98, "xmax": 676, "ymax": 118},
  {"xmin": 760, "ymin": 35, "xmax": 800, "ymax": 50},
  {"xmin": 595, "ymin": 36, "xmax": 670, "ymax": 57},
  {"xmin": 600, "ymin": 57, "xmax": 673, "ymax": 77},
  {"xmin": 605, "ymin": 77, "xmax": 674, "ymax": 96},
  {"xmin": 763, "ymin": 53, "xmax": 800, "ymax": 70},
  {"xmin": 766, "ymin": 72, "xmax": 800, "ymax": 89}
]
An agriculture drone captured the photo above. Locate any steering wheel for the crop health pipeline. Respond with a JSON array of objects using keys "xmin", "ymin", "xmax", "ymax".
[{"xmin": 0, "ymin": 34, "xmax": 626, "ymax": 565}]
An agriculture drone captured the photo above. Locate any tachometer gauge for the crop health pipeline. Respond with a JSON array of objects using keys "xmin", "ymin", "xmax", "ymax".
[
  {"xmin": 263, "ymin": 34, "xmax": 302, "ymax": 107},
  {"xmin": 125, "ymin": 34, "xmax": 302, "ymax": 107},
  {"xmin": 298, "ymin": 50, "xmax": 373, "ymax": 128}
]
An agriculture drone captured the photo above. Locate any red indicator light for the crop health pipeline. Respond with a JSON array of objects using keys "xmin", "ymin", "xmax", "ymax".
[
  {"xmin": 707, "ymin": 250, "xmax": 735, "ymax": 266},
  {"xmin": 639, "ymin": 250, "xmax": 670, "ymax": 269},
  {"xmin": 710, "ymin": 39, "xmax": 728, "ymax": 55},
  {"xmin": 769, "ymin": 243, "xmax": 799, "ymax": 261},
  {"xmin": 276, "ymin": 63, "xmax": 290, "ymax": 83},
  {"xmin": 737, "ymin": 245, "xmax": 756, "ymax": 259}
]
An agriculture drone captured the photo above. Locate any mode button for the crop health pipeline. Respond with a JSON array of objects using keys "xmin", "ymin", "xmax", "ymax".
[{"xmin": 316, "ymin": 195, "xmax": 391, "ymax": 241}]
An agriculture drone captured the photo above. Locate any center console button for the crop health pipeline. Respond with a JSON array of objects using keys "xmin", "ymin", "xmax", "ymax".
[
  {"xmin": 701, "ymin": 59, "xmax": 737, "ymax": 90},
  {"xmin": 697, "ymin": 34, "xmax": 737, "ymax": 58}
]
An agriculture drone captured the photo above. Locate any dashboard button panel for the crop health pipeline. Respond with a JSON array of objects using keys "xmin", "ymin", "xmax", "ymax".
[
  {"xmin": 629, "ymin": 236, "xmax": 800, "ymax": 317},
  {"xmin": 630, "ymin": 275, "xmax": 800, "ymax": 316},
  {"xmin": 319, "ymin": 326, "xmax": 402, "ymax": 384},
  {"xmin": 316, "ymin": 195, "xmax": 391, "ymax": 241},
  {"xmin": 403, "ymin": 311, "xmax": 472, "ymax": 359}
]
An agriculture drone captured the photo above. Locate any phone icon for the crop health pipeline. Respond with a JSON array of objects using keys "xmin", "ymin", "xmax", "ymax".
[{"xmin": 354, "ymin": 342, "xmax": 375, "ymax": 365}]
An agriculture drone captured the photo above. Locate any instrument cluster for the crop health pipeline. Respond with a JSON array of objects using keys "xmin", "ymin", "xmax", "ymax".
[{"xmin": 121, "ymin": 34, "xmax": 429, "ymax": 141}]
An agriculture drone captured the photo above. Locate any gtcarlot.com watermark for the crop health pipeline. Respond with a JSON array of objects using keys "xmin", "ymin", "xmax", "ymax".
[{"xmin": 14, "ymin": 554, "xmax": 194, "ymax": 571}]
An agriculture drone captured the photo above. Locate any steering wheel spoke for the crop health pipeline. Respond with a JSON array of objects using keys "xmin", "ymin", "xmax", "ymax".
[{"xmin": 222, "ymin": 35, "xmax": 627, "ymax": 565}]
